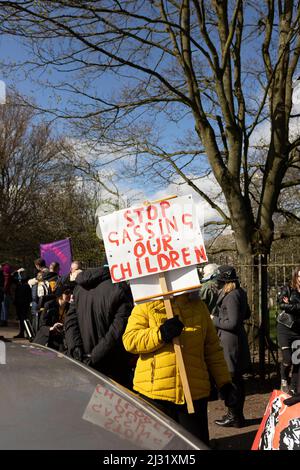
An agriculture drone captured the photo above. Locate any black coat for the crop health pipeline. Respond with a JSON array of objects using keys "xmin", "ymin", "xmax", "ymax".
[
  {"xmin": 0, "ymin": 270, "xmax": 4, "ymax": 303},
  {"xmin": 64, "ymin": 267, "xmax": 134, "ymax": 384},
  {"xmin": 213, "ymin": 287, "xmax": 251, "ymax": 375},
  {"xmin": 277, "ymin": 286, "xmax": 300, "ymax": 332},
  {"xmin": 34, "ymin": 299, "xmax": 69, "ymax": 351},
  {"xmin": 14, "ymin": 280, "xmax": 32, "ymax": 308}
]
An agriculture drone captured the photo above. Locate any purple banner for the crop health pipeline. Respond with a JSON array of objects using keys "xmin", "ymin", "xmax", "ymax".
[{"xmin": 40, "ymin": 238, "xmax": 72, "ymax": 276}]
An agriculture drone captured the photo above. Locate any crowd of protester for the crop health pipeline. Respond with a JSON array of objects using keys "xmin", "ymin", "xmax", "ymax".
[{"xmin": 1, "ymin": 257, "xmax": 300, "ymax": 445}]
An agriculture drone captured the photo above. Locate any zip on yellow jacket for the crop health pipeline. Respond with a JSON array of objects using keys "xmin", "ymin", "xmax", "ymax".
[{"xmin": 123, "ymin": 293, "xmax": 231, "ymax": 404}]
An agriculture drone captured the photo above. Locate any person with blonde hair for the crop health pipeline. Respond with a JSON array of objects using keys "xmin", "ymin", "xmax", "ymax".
[{"xmin": 213, "ymin": 265, "xmax": 251, "ymax": 428}]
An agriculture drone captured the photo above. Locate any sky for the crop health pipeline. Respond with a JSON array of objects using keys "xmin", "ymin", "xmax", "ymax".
[
  {"xmin": 0, "ymin": 33, "xmax": 215, "ymax": 211},
  {"xmin": 1, "ymin": 4, "xmax": 300, "ymax": 241}
]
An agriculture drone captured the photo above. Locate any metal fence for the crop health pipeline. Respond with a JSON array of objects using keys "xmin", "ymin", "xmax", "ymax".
[
  {"xmin": 208, "ymin": 253, "xmax": 300, "ymax": 375},
  {"xmin": 3, "ymin": 246, "xmax": 300, "ymax": 375},
  {"xmin": 36, "ymin": 251, "xmax": 300, "ymax": 370},
  {"xmin": 80, "ymin": 251, "xmax": 300, "ymax": 373}
]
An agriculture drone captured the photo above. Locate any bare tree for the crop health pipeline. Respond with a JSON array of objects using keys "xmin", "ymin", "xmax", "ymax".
[
  {"xmin": 0, "ymin": 92, "xmax": 100, "ymax": 262},
  {"xmin": 0, "ymin": 1, "xmax": 300, "ymax": 259},
  {"xmin": 0, "ymin": 93, "xmax": 63, "ymax": 250}
]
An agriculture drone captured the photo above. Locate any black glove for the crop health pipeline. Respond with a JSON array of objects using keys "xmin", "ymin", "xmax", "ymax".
[
  {"xmin": 283, "ymin": 393, "xmax": 300, "ymax": 407},
  {"xmin": 160, "ymin": 315, "xmax": 184, "ymax": 343},
  {"xmin": 219, "ymin": 382, "xmax": 239, "ymax": 408},
  {"xmin": 72, "ymin": 346, "xmax": 83, "ymax": 362}
]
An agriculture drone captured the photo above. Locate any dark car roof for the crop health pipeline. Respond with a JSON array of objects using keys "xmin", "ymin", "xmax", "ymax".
[{"xmin": 0, "ymin": 342, "xmax": 207, "ymax": 450}]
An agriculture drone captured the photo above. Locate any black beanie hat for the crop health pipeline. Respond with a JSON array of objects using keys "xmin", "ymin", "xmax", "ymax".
[{"xmin": 215, "ymin": 265, "xmax": 239, "ymax": 283}]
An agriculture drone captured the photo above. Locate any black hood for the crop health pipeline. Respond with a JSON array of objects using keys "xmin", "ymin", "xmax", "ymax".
[{"xmin": 75, "ymin": 267, "xmax": 111, "ymax": 290}]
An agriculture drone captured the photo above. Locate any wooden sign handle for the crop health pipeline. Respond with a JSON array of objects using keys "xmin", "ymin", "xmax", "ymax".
[
  {"xmin": 134, "ymin": 284, "xmax": 202, "ymax": 303},
  {"xmin": 143, "ymin": 194, "xmax": 177, "ymax": 205},
  {"xmin": 159, "ymin": 273, "xmax": 195, "ymax": 414}
]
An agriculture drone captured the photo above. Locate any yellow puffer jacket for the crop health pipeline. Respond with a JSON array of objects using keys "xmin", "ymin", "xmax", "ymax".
[{"xmin": 123, "ymin": 294, "xmax": 230, "ymax": 404}]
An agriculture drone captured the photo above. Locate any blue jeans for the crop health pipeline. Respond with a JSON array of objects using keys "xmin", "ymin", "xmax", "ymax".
[{"xmin": 1, "ymin": 294, "xmax": 10, "ymax": 321}]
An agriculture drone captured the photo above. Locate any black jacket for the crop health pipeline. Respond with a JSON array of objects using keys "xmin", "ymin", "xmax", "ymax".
[
  {"xmin": 34, "ymin": 299, "xmax": 69, "ymax": 351},
  {"xmin": 213, "ymin": 287, "xmax": 251, "ymax": 374},
  {"xmin": 278, "ymin": 286, "xmax": 300, "ymax": 330},
  {"xmin": 0, "ymin": 270, "xmax": 4, "ymax": 303},
  {"xmin": 14, "ymin": 280, "xmax": 32, "ymax": 308},
  {"xmin": 64, "ymin": 267, "xmax": 134, "ymax": 384},
  {"xmin": 278, "ymin": 286, "xmax": 300, "ymax": 315}
]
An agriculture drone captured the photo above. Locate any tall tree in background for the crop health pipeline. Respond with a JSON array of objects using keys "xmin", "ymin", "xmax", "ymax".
[
  {"xmin": 0, "ymin": 93, "xmax": 64, "ymax": 254},
  {"xmin": 0, "ymin": 0, "xmax": 300, "ymax": 258},
  {"xmin": 0, "ymin": 93, "xmax": 101, "ymax": 264}
]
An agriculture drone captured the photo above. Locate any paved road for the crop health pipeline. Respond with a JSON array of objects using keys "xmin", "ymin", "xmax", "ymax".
[{"xmin": 0, "ymin": 320, "xmax": 28, "ymax": 342}]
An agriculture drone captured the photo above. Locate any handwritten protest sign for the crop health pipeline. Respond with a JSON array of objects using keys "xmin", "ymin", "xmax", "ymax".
[
  {"xmin": 252, "ymin": 390, "xmax": 300, "ymax": 450},
  {"xmin": 83, "ymin": 383, "xmax": 174, "ymax": 449},
  {"xmin": 98, "ymin": 194, "xmax": 207, "ymax": 283}
]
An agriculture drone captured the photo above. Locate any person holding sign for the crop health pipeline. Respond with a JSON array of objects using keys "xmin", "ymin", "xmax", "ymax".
[{"xmin": 122, "ymin": 292, "xmax": 236, "ymax": 446}]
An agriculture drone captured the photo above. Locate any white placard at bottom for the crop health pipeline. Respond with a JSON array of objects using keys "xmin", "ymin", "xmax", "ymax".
[{"xmin": 129, "ymin": 266, "xmax": 200, "ymax": 303}]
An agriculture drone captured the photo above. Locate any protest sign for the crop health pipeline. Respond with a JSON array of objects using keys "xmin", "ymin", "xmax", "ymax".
[
  {"xmin": 98, "ymin": 194, "xmax": 207, "ymax": 283},
  {"xmin": 83, "ymin": 383, "xmax": 174, "ymax": 450},
  {"xmin": 98, "ymin": 194, "xmax": 207, "ymax": 414},
  {"xmin": 40, "ymin": 238, "xmax": 72, "ymax": 275},
  {"xmin": 252, "ymin": 389, "xmax": 300, "ymax": 450},
  {"xmin": 129, "ymin": 265, "xmax": 200, "ymax": 303}
]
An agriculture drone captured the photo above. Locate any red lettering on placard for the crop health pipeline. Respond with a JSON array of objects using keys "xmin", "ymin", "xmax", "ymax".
[
  {"xmin": 91, "ymin": 404, "xmax": 102, "ymax": 412},
  {"xmin": 182, "ymin": 247, "xmax": 191, "ymax": 265},
  {"xmin": 162, "ymin": 235, "xmax": 173, "ymax": 251},
  {"xmin": 111, "ymin": 265, "xmax": 124, "ymax": 282},
  {"xmin": 133, "ymin": 225, "xmax": 143, "ymax": 241},
  {"xmin": 145, "ymin": 222, "xmax": 155, "ymax": 238},
  {"xmin": 146, "ymin": 204, "xmax": 158, "ymax": 220},
  {"xmin": 165, "ymin": 216, "xmax": 178, "ymax": 233},
  {"xmin": 194, "ymin": 245, "xmax": 207, "ymax": 263},
  {"xmin": 121, "ymin": 263, "xmax": 132, "ymax": 278},
  {"xmin": 108, "ymin": 232, "xmax": 119, "ymax": 246},
  {"xmin": 145, "ymin": 257, "xmax": 158, "ymax": 273},
  {"xmin": 104, "ymin": 389, "xmax": 114, "ymax": 399},
  {"xmin": 110, "ymin": 263, "xmax": 132, "ymax": 282},
  {"xmin": 182, "ymin": 213, "xmax": 193, "ymax": 229},
  {"xmin": 134, "ymin": 238, "xmax": 173, "ymax": 257},
  {"xmin": 169, "ymin": 250, "xmax": 180, "ymax": 268},
  {"xmin": 133, "ymin": 207, "xmax": 144, "ymax": 223},
  {"xmin": 133, "ymin": 241, "xmax": 146, "ymax": 258},
  {"xmin": 122, "ymin": 229, "xmax": 131, "ymax": 244},
  {"xmin": 147, "ymin": 239, "xmax": 161, "ymax": 256},
  {"xmin": 158, "ymin": 219, "xmax": 166, "ymax": 237},
  {"xmin": 159, "ymin": 200, "xmax": 171, "ymax": 217},
  {"xmin": 157, "ymin": 253, "xmax": 170, "ymax": 271},
  {"xmin": 136, "ymin": 257, "xmax": 142, "ymax": 275},
  {"xmin": 124, "ymin": 209, "xmax": 134, "ymax": 227}
]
